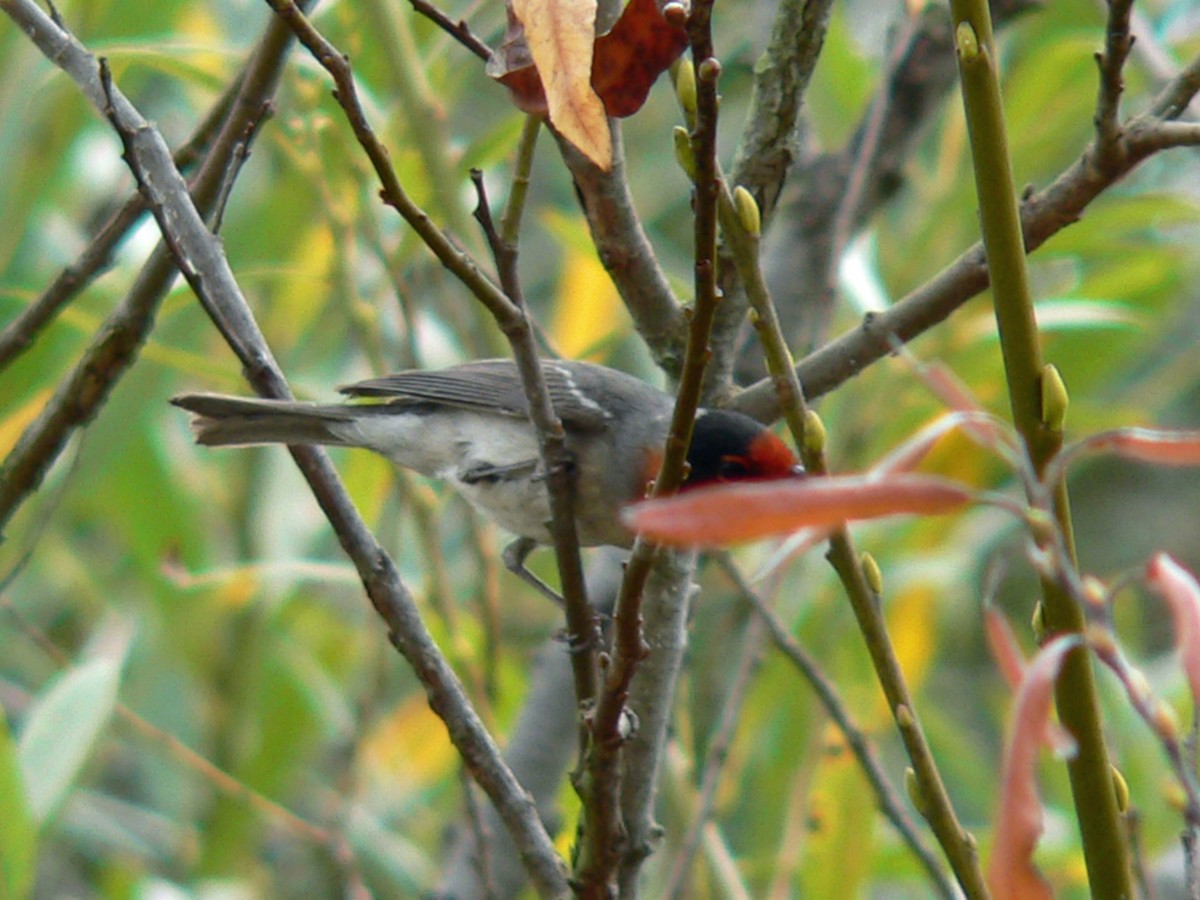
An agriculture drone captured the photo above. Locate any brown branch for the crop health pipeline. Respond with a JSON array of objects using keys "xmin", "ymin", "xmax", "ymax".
[
  {"xmin": 584, "ymin": 8, "xmax": 725, "ymax": 896},
  {"xmin": 729, "ymin": 0, "xmax": 835, "ymax": 225},
  {"xmin": 406, "ymin": 0, "xmax": 492, "ymax": 62},
  {"xmin": 0, "ymin": 73, "xmax": 241, "ymax": 371},
  {"xmin": 559, "ymin": 129, "xmax": 689, "ymax": 375},
  {"xmin": 735, "ymin": 0, "xmax": 1036, "ymax": 378},
  {"xmin": 1093, "ymin": 0, "xmax": 1136, "ymax": 164},
  {"xmin": 469, "ymin": 169, "xmax": 599, "ymax": 711},
  {"xmin": 0, "ymin": 2, "xmax": 288, "ymax": 535},
  {"xmin": 0, "ymin": 2, "xmax": 569, "ymax": 893},
  {"xmin": 730, "ymin": 58, "xmax": 1200, "ymax": 425}
]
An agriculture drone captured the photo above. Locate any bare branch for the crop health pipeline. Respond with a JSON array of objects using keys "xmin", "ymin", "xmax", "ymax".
[
  {"xmin": 0, "ymin": 74, "xmax": 241, "ymax": 371},
  {"xmin": 0, "ymin": 3, "xmax": 282, "ymax": 533},
  {"xmin": 559, "ymin": 129, "xmax": 689, "ymax": 374},
  {"xmin": 1093, "ymin": 0, "xmax": 1136, "ymax": 161},
  {"xmin": 730, "ymin": 48, "xmax": 1200, "ymax": 425},
  {"xmin": 0, "ymin": 2, "xmax": 568, "ymax": 893},
  {"xmin": 714, "ymin": 553, "xmax": 959, "ymax": 900}
]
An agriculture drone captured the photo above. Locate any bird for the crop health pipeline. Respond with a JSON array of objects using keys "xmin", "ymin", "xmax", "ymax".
[{"xmin": 171, "ymin": 359, "xmax": 802, "ymax": 600}]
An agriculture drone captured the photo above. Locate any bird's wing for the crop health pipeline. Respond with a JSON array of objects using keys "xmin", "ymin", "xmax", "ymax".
[{"xmin": 340, "ymin": 360, "xmax": 613, "ymax": 431}]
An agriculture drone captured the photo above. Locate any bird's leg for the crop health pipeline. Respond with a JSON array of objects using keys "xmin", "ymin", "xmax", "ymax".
[
  {"xmin": 503, "ymin": 539, "xmax": 602, "ymax": 655},
  {"xmin": 502, "ymin": 536, "xmax": 566, "ymax": 608}
]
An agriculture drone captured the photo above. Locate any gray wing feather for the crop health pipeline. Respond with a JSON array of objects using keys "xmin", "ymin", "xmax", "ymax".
[{"xmin": 340, "ymin": 360, "xmax": 615, "ymax": 431}]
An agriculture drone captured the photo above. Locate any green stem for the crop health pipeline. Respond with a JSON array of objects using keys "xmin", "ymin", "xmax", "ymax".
[
  {"xmin": 949, "ymin": 2, "xmax": 1132, "ymax": 896},
  {"xmin": 716, "ymin": 179, "xmax": 984, "ymax": 897}
]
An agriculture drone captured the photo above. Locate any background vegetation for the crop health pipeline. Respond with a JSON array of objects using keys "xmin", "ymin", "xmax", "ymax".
[{"xmin": 2, "ymin": 0, "xmax": 1200, "ymax": 896}]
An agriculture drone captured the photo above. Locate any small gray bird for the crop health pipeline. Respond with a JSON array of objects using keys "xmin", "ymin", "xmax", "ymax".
[{"xmin": 172, "ymin": 359, "xmax": 801, "ymax": 598}]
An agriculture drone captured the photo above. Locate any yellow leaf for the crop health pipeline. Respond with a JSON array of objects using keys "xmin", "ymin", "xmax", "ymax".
[
  {"xmin": 802, "ymin": 725, "xmax": 875, "ymax": 896},
  {"xmin": 887, "ymin": 583, "xmax": 937, "ymax": 692},
  {"xmin": 550, "ymin": 249, "xmax": 627, "ymax": 358},
  {"xmin": 0, "ymin": 389, "xmax": 50, "ymax": 457},
  {"xmin": 361, "ymin": 695, "xmax": 456, "ymax": 784},
  {"xmin": 512, "ymin": 0, "xmax": 612, "ymax": 169}
]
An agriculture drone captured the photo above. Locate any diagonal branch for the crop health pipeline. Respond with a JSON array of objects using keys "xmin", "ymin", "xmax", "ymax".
[
  {"xmin": 0, "ymin": 2, "xmax": 568, "ymax": 894},
  {"xmin": 730, "ymin": 46, "xmax": 1200, "ymax": 425},
  {"xmin": 0, "ymin": 2, "xmax": 288, "ymax": 534},
  {"xmin": 0, "ymin": 72, "xmax": 242, "ymax": 371}
]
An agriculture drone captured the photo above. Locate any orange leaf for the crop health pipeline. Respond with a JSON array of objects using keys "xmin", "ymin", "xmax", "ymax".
[
  {"xmin": 592, "ymin": 0, "xmax": 688, "ymax": 116},
  {"xmin": 1147, "ymin": 553, "xmax": 1200, "ymax": 708},
  {"xmin": 490, "ymin": 0, "xmax": 687, "ymax": 125},
  {"xmin": 1083, "ymin": 427, "xmax": 1200, "ymax": 466},
  {"xmin": 985, "ymin": 607, "xmax": 1077, "ymax": 758},
  {"xmin": 984, "ymin": 607, "xmax": 1026, "ymax": 692},
  {"xmin": 510, "ymin": 0, "xmax": 611, "ymax": 168},
  {"xmin": 622, "ymin": 474, "xmax": 973, "ymax": 548},
  {"xmin": 988, "ymin": 635, "xmax": 1080, "ymax": 900}
]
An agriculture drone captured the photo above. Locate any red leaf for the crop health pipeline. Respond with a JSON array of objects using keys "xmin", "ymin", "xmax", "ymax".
[
  {"xmin": 1074, "ymin": 427, "xmax": 1200, "ymax": 467},
  {"xmin": 622, "ymin": 474, "xmax": 973, "ymax": 548},
  {"xmin": 985, "ymin": 607, "xmax": 1026, "ymax": 692},
  {"xmin": 1147, "ymin": 553, "xmax": 1200, "ymax": 708},
  {"xmin": 489, "ymin": 6, "xmax": 549, "ymax": 115},
  {"xmin": 489, "ymin": 0, "xmax": 686, "ymax": 120},
  {"xmin": 988, "ymin": 635, "xmax": 1080, "ymax": 900},
  {"xmin": 985, "ymin": 608, "xmax": 1077, "ymax": 758},
  {"xmin": 591, "ymin": 0, "xmax": 688, "ymax": 116},
  {"xmin": 872, "ymin": 411, "xmax": 1014, "ymax": 476}
]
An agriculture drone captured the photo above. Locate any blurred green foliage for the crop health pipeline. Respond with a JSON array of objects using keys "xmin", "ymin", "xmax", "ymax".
[{"xmin": 3, "ymin": 0, "xmax": 1200, "ymax": 896}]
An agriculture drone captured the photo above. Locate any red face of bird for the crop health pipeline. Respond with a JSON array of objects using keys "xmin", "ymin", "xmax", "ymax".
[{"xmin": 640, "ymin": 410, "xmax": 803, "ymax": 493}]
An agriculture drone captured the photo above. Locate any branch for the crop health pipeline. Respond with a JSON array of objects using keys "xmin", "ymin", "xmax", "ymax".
[
  {"xmin": 0, "ymin": 70, "xmax": 241, "ymax": 371},
  {"xmin": 737, "ymin": 0, "xmax": 1036, "ymax": 377},
  {"xmin": 729, "ymin": 0, "xmax": 834, "ymax": 224},
  {"xmin": 558, "ymin": 128, "xmax": 689, "ymax": 375},
  {"xmin": 705, "ymin": 0, "xmax": 836, "ymax": 395},
  {"xmin": 729, "ymin": 42, "xmax": 1200, "ymax": 424},
  {"xmin": 406, "ymin": 0, "xmax": 492, "ymax": 61},
  {"xmin": 950, "ymin": 0, "xmax": 1133, "ymax": 892},
  {"xmin": 715, "ymin": 154, "xmax": 983, "ymax": 892},
  {"xmin": 470, "ymin": 169, "xmax": 599, "ymax": 713},
  {"xmin": 0, "ymin": 3, "xmax": 568, "ymax": 894},
  {"xmin": 1093, "ymin": 0, "xmax": 1135, "ymax": 159},
  {"xmin": 713, "ymin": 554, "xmax": 958, "ymax": 900},
  {"xmin": 0, "ymin": 1, "xmax": 284, "ymax": 534}
]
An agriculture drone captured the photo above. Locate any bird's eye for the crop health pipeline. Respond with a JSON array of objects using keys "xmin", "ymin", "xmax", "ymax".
[{"xmin": 718, "ymin": 456, "xmax": 749, "ymax": 479}]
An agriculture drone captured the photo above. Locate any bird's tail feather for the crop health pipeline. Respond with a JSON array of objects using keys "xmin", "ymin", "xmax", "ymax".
[{"xmin": 170, "ymin": 394, "xmax": 362, "ymax": 448}]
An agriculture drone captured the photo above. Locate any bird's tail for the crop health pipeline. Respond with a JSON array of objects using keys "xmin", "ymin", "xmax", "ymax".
[{"xmin": 170, "ymin": 394, "xmax": 362, "ymax": 448}]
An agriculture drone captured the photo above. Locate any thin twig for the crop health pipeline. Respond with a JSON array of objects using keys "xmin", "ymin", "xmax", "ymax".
[
  {"xmin": 0, "ymin": 3, "xmax": 569, "ymax": 892},
  {"xmin": 713, "ymin": 554, "xmax": 958, "ymax": 899},
  {"xmin": 406, "ymin": 0, "xmax": 492, "ymax": 61},
  {"xmin": 590, "ymin": 6, "xmax": 725, "ymax": 895},
  {"xmin": 0, "ymin": 70, "xmax": 243, "ymax": 371},
  {"xmin": 663, "ymin": 613, "xmax": 768, "ymax": 900},
  {"xmin": 714, "ymin": 136, "xmax": 982, "ymax": 892},
  {"xmin": 1093, "ymin": 0, "xmax": 1136, "ymax": 164},
  {"xmin": 469, "ymin": 169, "xmax": 599, "ymax": 712}
]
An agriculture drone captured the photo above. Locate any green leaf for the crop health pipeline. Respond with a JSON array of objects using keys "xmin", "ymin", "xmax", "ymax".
[
  {"xmin": 0, "ymin": 711, "xmax": 37, "ymax": 900},
  {"xmin": 18, "ymin": 658, "xmax": 122, "ymax": 824}
]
